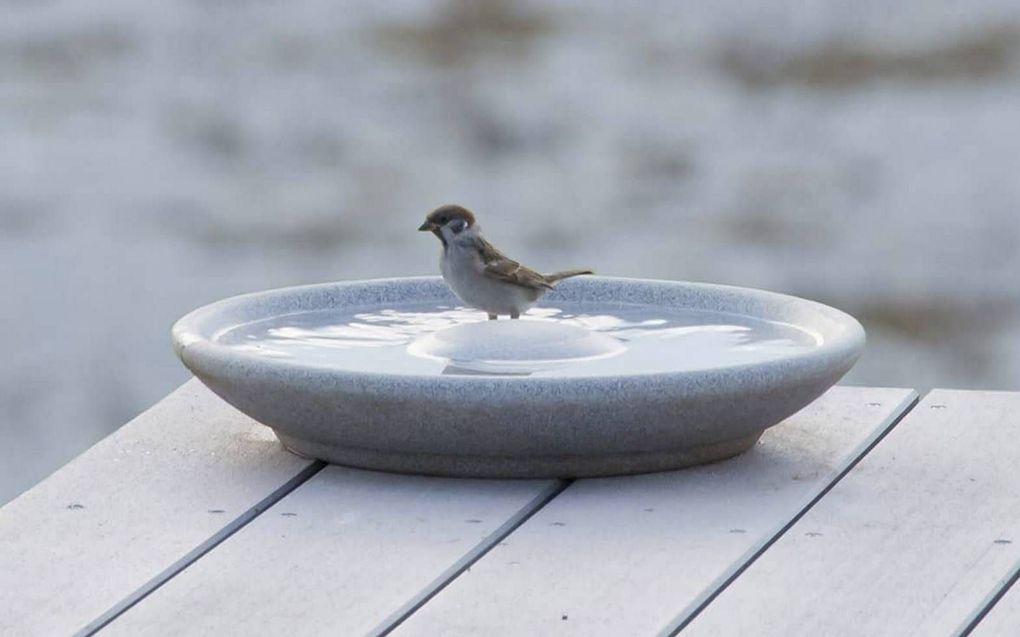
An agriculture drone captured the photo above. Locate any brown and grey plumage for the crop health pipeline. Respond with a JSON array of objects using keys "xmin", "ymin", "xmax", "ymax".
[{"xmin": 418, "ymin": 204, "xmax": 593, "ymax": 319}]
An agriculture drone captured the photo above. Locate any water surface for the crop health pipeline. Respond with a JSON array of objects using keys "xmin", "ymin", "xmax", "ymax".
[{"xmin": 219, "ymin": 303, "xmax": 821, "ymax": 377}]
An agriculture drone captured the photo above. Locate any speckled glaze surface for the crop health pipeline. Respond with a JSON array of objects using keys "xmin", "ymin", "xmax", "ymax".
[{"xmin": 171, "ymin": 277, "xmax": 865, "ymax": 478}]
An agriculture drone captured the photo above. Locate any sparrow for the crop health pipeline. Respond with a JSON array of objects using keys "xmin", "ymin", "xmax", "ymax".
[{"xmin": 418, "ymin": 204, "xmax": 593, "ymax": 319}]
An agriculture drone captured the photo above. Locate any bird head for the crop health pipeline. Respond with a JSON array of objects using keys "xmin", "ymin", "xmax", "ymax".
[{"xmin": 418, "ymin": 205, "xmax": 477, "ymax": 244}]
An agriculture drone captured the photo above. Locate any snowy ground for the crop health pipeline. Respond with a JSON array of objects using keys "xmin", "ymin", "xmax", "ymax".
[{"xmin": 2, "ymin": 0, "xmax": 1019, "ymax": 503}]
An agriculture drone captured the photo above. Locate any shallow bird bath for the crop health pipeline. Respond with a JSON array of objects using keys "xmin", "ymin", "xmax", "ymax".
[{"xmin": 172, "ymin": 276, "xmax": 865, "ymax": 477}]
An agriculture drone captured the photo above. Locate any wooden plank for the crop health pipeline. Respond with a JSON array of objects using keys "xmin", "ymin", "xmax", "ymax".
[
  {"xmin": 0, "ymin": 380, "xmax": 316, "ymax": 637},
  {"xmin": 965, "ymin": 563, "xmax": 1020, "ymax": 636},
  {"xmin": 100, "ymin": 468, "xmax": 563, "ymax": 636},
  {"xmin": 682, "ymin": 390, "xmax": 1020, "ymax": 637},
  {"xmin": 389, "ymin": 387, "xmax": 916, "ymax": 637}
]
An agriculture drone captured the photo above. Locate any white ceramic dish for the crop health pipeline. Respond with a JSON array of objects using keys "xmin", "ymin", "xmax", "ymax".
[{"xmin": 172, "ymin": 276, "xmax": 865, "ymax": 477}]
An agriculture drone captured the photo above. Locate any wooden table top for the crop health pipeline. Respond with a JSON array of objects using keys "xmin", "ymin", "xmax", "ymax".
[{"xmin": 2, "ymin": 380, "xmax": 1018, "ymax": 636}]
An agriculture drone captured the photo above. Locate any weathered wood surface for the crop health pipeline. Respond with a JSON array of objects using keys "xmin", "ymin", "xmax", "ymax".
[
  {"xmin": 392, "ymin": 387, "xmax": 916, "ymax": 636},
  {"xmin": 683, "ymin": 390, "xmax": 1020, "ymax": 637},
  {"xmin": 15, "ymin": 383, "xmax": 1020, "ymax": 637},
  {"xmin": 0, "ymin": 380, "xmax": 316, "ymax": 637},
  {"xmin": 102, "ymin": 469, "xmax": 562, "ymax": 636}
]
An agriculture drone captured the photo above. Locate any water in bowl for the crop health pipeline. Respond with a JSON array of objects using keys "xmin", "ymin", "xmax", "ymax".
[{"xmin": 218, "ymin": 303, "xmax": 821, "ymax": 377}]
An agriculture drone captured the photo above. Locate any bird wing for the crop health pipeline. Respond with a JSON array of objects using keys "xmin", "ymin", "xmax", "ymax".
[{"xmin": 475, "ymin": 237, "xmax": 553, "ymax": 291}]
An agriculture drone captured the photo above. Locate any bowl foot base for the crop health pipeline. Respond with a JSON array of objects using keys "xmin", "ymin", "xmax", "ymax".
[{"xmin": 275, "ymin": 431, "xmax": 762, "ymax": 479}]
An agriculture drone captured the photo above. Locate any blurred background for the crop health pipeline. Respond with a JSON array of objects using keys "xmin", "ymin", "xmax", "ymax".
[{"xmin": 2, "ymin": 0, "xmax": 1019, "ymax": 504}]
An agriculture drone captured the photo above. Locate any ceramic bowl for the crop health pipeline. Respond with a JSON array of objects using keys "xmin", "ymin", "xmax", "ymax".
[{"xmin": 172, "ymin": 276, "xmax": 865, "ymax": 478}]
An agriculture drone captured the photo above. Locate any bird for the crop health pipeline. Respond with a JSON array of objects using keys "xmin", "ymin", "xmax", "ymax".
[{"xmin": 418, "ymin": 204, "xmax": 593, "ymax": 319}]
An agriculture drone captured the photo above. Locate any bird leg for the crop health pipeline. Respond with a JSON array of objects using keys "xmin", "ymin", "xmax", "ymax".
[{"xmin": 488, "ymin": 313, "xmax": 497, "ymax": 321}]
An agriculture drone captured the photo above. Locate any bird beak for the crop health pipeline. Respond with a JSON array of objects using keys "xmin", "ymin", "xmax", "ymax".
[{"xmin": 418, "ymin": 221, "xmax": 436, "ymax": 232}]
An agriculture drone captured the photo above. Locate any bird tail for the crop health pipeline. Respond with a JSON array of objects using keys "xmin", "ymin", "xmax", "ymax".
[{"xmin": 544, "ymin": 268, "xmax": 594, "ymax": 284}]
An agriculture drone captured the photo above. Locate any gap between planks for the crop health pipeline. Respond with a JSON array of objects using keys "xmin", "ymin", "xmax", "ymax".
[
  {"xmin": 955, "ymin": 557, "xmax": 1020, "ymax": 636},
  {"xmin": 369, "ymin": 479, "xmax": 572, "ymax": 637},
  {"xmin": 657, "ymin": 389, "xmax": 921, "ymax": 637},
  {"xmin": 74, "ymin": 461, "xmax": 327, "ymax": 637}
]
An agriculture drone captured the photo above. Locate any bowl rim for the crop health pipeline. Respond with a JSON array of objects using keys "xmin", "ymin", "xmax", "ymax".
[{"xmin": 171, "ymin": 275, "xmax": 866, "ymax": 386}]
